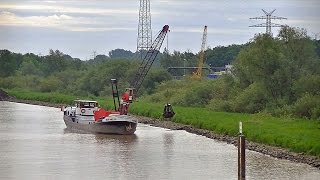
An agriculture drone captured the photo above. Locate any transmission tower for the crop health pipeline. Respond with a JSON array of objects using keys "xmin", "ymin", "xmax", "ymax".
[
  {"xmin": 249, "ymin": 9, "xmax": 287, "ymax": 35},
  {"xmin": 137, "ymin": 0, "xmax": 152, "ymax": 52}
]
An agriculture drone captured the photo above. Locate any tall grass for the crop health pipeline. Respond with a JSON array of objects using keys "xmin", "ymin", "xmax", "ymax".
[{"xmin": 6, "ymin": 89, "xmax": 320, "ymax": 157}]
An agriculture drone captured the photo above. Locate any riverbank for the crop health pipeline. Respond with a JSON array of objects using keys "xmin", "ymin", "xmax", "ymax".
[
  {"xmin": 2, "ymin": 89, "xmax": 319, "ymax": 169},
  {"xmin": 0, "ymin": 89, "xmax": 9, "ymax": 101},
  {"xmin": 136, "ymin": 116, "xmax": 320, "ymax": 169}
]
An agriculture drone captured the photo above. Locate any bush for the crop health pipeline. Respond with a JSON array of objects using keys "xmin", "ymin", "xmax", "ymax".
[
  {"xmin": 38, "ymin": 76, "xmax": 63, "ymax": 92},
  {"xmin": 294, "ymin": 74, "xmax": 320, "ymax": 97},
  {"xmin": 207, "ymin": 99, "xmax": 233, "ymax": 112},
  {"xmin": 0, "ymin": 77, "xmax": 16, "ymax": 89},
  {"xmin": 232, "ymin": 82, "xmax": 268, "ymax": 113},
  {"xmin": 293, "ymin": 94, "xmax": 320, "ymax": 119}
]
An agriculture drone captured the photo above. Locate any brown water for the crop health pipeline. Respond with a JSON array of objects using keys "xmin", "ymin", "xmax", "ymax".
[{"xmin": 0, "ymin": 101, "xmax": 319, "ymax": 180}]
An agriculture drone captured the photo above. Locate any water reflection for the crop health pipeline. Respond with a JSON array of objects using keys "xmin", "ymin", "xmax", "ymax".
[
  {"xmin": 94, "ymin": 134, "xmax": 138, "ymax": 144},
  {"xmin": 163, "ymin": 131, "xmax": 174, "ymax": 147},
  {"xmin": 63, "ymin": 128, "xmax": 138, "ymax": 144}
]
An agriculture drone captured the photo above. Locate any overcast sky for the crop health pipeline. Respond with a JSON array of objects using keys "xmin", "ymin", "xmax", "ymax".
[{"xmin": 0, "ymin": 0, "xmax": 319, "ymax": 60}]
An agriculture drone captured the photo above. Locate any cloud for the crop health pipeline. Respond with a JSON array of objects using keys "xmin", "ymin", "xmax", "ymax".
[
  {"xmin": 0, "ymin": 11, "xmax": 73, "ymax": 27},
  {"xmin": 170, "ymin": 26, "xmax": 248, "ymax": 36},
  {"xmin": 0, "ymin": 4, "xmax": 137, "ymax": 16},
  {"xmin": 0, "ymin": 10, "xmax": 137, "ymax": 32},
  {"xmin": 0, "ymin": 0, "xmax": 319, "ymax": 59}
]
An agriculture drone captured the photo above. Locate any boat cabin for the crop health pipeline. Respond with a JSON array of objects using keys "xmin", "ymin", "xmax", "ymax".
[{"xmin": 74, "ymin": 100, "xmax": 99, "ymax": 116}]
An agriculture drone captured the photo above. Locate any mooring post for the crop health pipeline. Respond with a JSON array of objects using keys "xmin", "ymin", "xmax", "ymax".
[{"xmin": 238, "ymin": 122, "xmax": 245, "ymax": 180}]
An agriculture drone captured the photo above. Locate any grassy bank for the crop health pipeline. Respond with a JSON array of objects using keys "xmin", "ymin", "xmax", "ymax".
[
  {"xmin": 131, "ymin": 101, "xmax": 320, "ymax": 157},
  {"xmin": 6, "ymin": 89, "xmax": 320, "ymax": 157}
]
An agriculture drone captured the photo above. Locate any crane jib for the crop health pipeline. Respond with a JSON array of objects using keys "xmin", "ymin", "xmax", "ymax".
[{"xmin": 130, "ymin": 25, "xmax": 170, "ymax": 93}]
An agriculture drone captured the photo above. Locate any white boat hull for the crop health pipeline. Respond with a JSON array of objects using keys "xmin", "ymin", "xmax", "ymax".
[{"xmin": 63, "ymin": 115, "xmax": 137, "ymax": 135}]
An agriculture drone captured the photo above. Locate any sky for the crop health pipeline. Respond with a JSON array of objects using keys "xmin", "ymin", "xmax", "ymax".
[{"xmin": 0, "ymin": 0, "xmax": 319, "ymax": 60}]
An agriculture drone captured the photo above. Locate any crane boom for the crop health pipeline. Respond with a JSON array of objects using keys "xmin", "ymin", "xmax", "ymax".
[
  {"xmin": 130, "ymin": 25, "xmax": 170, "ymax": 93},
  {"xmin": 192, "ymin": 25, "xmax": 208, "ymax": 80},
  {"xmin": 115, "ymin": 25, "xmax": 169, "ymax": 115},
  {"xmin": 95, "ymin": 25, "xmax": 170, "ymax": 118}
]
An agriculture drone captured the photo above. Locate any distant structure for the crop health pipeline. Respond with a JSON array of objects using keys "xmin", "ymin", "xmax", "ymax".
[
  {"xmin": 92, "ymin": 51, "xmax": 97, "ymax": 59},
  {"xmin": 311, "ymin": 32, "xmax": 320, "ymax": 40},
  {"xmin": 137, "ymin": 0, "xmax": 152, "ymax": 52},
  {"xmin": 249, "ymin": 9, "xmax": 287, "ymax": 35}
]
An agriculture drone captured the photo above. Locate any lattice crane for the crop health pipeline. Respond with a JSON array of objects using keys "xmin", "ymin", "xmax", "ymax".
[
  {"xmin": 192, "ymin": 25, "xmax": 208, "ymax": 80},
  {"xmin": 112, "ymin": 25, "xmax": 170, "ymax": 115}
]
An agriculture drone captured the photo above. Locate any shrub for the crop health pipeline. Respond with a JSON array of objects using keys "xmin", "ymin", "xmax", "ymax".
[
  {"xmin": 232, "ymin": 82, "xmax": 268, "ymax": 113},
  {"xmin": 207, "ymin": 99, "xmax": 233, "ymax": 112},
  {"xmin": 38, "ymin": 76, "xmax": 63, "ymax": 92},
  {"xmin": 293, "ymin": 94, "xmax": 320, "ymax": 119},
  {"xmin": 0, "ymin": 77, "xmax": 16, "ymax": 89}
]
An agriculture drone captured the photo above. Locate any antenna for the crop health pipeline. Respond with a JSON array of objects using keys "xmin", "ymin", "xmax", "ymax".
[
  {"xmin": 137, "ymin": 0, "xmax": 152, "ymax": 53},
  {"xmin": 249, "ymin": 9, "xmax": 287, "ymax": 35},
  {"xmin": 93, "ymin": 51, "xmax": 97, "ymax": 59}
]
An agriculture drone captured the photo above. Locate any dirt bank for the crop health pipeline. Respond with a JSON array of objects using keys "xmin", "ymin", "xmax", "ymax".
[
  {"xmin": 136, "ymin": 116, "xmax": 320, "ymax": 169},
  {"xmin": 0, "ymin": 89, "xmax": 10, "ymax": 101},
  {"xmin": 2, "ymin": 90, "xmax": 319, "ymax": 169}
]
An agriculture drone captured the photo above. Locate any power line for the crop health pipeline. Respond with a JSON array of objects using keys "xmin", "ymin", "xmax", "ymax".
[{"xmin": 249, "ymin": 9, "xmax": 287, "ymax": 35}]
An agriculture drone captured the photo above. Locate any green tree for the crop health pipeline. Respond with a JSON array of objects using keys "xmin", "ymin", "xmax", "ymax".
[
  {"xmin": 141, "ymin": 68, "xmax": 172, "ymax": 94},
  {"xmin": 0, "ymin": 50, "xmax": 23, "ymax": 77},
  {"xmin": 18, "ymin": 56, "xmax": 42, "ymax": 76},
  {"xmin": 108, "ymin": 49, "xmax": 134, "ymax": 59},
  {"xmin": 205, "ymin": 44, "xmax": 245, "ymax": 67},
  {"xmin": 232, "ymin": 26, "xmax": 320, "ymax": 114},
  {"xmin": 234, "ymin": 34, "xmax": 285, "ymax": 98},
  {"xmin": 38, "ymin": 76, "xmax": 63, "ymax": 92},
  {"xmin": 43, "ymin": 49, "xmax": 67, "ymax": 76}
]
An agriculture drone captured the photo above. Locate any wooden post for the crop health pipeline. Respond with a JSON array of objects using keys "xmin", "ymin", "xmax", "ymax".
[{"xmin": 238, "ymin": 122, "xmax": 245, "ymax": 180}]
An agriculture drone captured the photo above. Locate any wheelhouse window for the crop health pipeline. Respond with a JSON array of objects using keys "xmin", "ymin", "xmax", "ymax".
[{"xmin": 80, "ymin": 102, "xmax": 97, "ymax": 108}]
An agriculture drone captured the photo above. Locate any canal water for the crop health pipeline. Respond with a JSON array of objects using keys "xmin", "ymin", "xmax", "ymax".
[{"xmin": 0, "ymin": 101, "xmax": 319, "ymax": 180}]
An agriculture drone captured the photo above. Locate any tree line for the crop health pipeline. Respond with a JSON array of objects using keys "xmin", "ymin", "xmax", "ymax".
[
  {"xmin": 145, "ymin": 27, "xmax": 320, "ymax": 119},
  {"xmin": 1, "ymin": 26, "xmax": 319, "ymax": 119},
  {"xmin": 0, "ymin": 41, "xmax": 245, "ymax": 95}
]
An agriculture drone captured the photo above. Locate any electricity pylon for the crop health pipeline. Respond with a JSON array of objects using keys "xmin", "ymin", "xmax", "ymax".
[
  {"xmin": 137, "ymin": 0, "xmax": 152, "ymax": 52},
  {"xmin": 250, "ymin": 9, "xmax": 287, "ymax": 35}
]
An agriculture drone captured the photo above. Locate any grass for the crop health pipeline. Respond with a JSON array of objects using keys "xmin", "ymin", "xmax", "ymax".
[
  {"xmin": 7, "ymin": 89, "xmax": 77, "ymax": 105},
  {"xmin": 6, "ymin": 89, "xmax": 320, "ymax": 157},
  {"xmin": 131, "ymin": 100, "xmax": 320, "ymax": 157}
]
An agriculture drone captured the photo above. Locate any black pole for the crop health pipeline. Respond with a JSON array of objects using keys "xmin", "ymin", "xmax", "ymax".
[
  {"xmin": 111, "ymin": 79, "xmax": 118, "ymax": 111},
  {"xmin": 115, "ymin": 83, "xmax": 120, "ymax": 108},
  {"xmin": 238, "ymin": 122, "xmax": 245, "ymax": 180}
]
